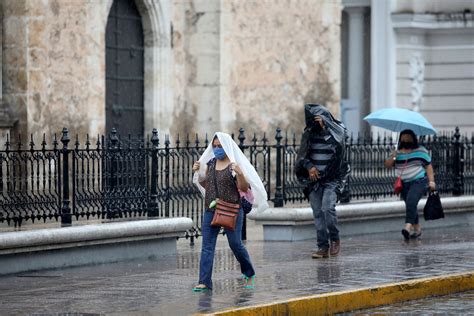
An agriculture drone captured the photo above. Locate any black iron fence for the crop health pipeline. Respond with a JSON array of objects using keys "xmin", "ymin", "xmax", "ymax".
[{"xmin": 1, "ymin": 127, "xmax": 473, "ymax": 238}]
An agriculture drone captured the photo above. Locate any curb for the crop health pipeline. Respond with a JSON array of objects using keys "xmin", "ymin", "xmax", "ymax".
[{"xmin": 199, "ymin": 271, "xmax": 474, "ymax": 315}]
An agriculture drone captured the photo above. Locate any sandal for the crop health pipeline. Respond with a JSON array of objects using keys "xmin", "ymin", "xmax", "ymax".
[
  {"xmin": 192, "ymin": 284, "xmax": 209, "ymax": 292},
  {"xmin": 243, "ymin": 275, "xmax": 255, "ymax": 289},
  {"xmin": 410, "ymin": 231, "xmax": 422, "ymax": 239}
]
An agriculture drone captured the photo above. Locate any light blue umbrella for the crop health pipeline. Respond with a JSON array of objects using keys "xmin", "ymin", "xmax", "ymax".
[{"xmin": 363, "ymin": 108, "xmax": 436, "ymax": 135}]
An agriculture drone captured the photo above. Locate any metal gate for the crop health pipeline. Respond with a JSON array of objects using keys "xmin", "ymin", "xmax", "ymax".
[{"xmin": 106, "ymin": 0, "xmax": 145, "ymax": 137}]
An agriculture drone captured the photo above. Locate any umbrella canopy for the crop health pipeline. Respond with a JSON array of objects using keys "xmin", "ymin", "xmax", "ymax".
[{"xmin": 363, "ymin": 108, "xmax": 436, "ymax": 135}]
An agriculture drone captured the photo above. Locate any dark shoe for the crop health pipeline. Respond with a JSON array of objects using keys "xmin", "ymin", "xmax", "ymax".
[
  {"xmin": 312, "ymin": 248, "xmax": 329, "ymax": 259},
  {"xmin": 410, "ymin": 231, "xmax": 422, "ymax": 239},
  {"xmin": 401, "ymin": 229, "xmax": 410, "ymax": 241},
  {"xmin": 330, "ymin": 240, "xmax": 340, "ymax": 256}
]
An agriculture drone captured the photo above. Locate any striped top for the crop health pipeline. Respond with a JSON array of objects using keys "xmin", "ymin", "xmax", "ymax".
[
  {"xmin": 306, "ymin": 130, "xmax": 336, "ymax": 172},
  {"xmin": 395, "ymin": 146, "xmax": 431, "ymax": 182}
]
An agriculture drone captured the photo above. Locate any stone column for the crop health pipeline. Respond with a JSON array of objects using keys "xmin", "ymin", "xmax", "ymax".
[
  {"xmin": 345, "ymin": 7, "xmax": 366, "ymax": 135},
  {"xmin": 370, "ymin": 0, "xmax": 396, "ymax": 114}
]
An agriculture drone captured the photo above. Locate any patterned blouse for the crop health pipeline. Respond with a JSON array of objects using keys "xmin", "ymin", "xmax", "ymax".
[
  {"xmin": 204, "ymin": 159, "xmax": 240, "ymax": 210},
  {"xmin": 395, "ymin": 146, "xmax": 432, "ymax": 182}
]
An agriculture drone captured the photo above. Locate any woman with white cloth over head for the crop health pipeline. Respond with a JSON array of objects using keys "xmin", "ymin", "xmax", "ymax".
[{"xmin": 191, "ymin": 132, "xmax": 268, "ymax": 292}]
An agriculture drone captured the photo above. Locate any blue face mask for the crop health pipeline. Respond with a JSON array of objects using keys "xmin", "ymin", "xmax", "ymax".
[{"xmin": 213, "ymin": 147, "xmax": 226, "ymax": 160}]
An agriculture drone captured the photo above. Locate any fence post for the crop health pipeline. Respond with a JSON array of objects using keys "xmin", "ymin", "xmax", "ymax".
[
  {"xmin": 452, "ymin": 127, "xmax": 464, "ymax": 196},
  {"xmin": 148, "ymin": 129, "xmax": 159, "ymax": 217},
  {"xmin": 164, "ymin": 135, "xmax": 170, "ymax": 217},
  {"xmin": 108, "ymin": 128, "xmax": 119, "ymax": 219},
  {"xmin": 238, "ymin": 128, "xmax": 247, "ymax": 241},
  {"xmin": 60, "ymin": 128, "xmax": 72, "ymax": 226},
  {"xmin": 274, "ymin": 128, "xmax": 284, "ymax": 207}
]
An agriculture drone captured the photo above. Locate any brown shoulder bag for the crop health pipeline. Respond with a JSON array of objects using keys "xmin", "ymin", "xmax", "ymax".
[{"xmin": 210, "ymin": 163, "xmax": 240, "ymax": 231}]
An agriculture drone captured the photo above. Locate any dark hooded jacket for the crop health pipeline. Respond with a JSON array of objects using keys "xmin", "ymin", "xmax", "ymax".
[{"xmin": 295, "ymin": 104, "xmax": 350, "ymax": 198}]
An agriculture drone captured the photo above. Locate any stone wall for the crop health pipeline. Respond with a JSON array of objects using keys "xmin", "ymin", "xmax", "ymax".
[
  {"xmin": 220, "ymin": 0, "xmax": 342, "ymax": 134},
  {"xmin": 171, "ymin": 0, "xmax": 222, "ymax": 137},
  {"xmin": 2, "ymin": 0, "xmax": 106, "ymax": 142},
  {"xmin": 2, "ymin": 0, "xmax": 342, "ymax": 141},
  {"xmin": 395, "ymin": 27, "xmax": 474, "ymax": 134}
]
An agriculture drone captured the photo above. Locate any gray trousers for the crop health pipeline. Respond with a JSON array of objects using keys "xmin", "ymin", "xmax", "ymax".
[{"xmin": 309, "ymin": 181, "xmax": 340, "ymax": 250}]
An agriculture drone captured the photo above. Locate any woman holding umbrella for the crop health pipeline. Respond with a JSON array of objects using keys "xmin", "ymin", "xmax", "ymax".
[
  {"xmin": 364, "ymin": 108, "xmax": 437, "ymax": 240},
  {"xmin": 384, "ymin": 130, "xmax": 436, "ymax": 240}
]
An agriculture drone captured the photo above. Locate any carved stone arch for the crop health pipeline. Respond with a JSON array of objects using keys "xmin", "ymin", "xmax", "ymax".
[{"xmin": 105, "ymin": 0, "xmax": 173, "ymax": 136}]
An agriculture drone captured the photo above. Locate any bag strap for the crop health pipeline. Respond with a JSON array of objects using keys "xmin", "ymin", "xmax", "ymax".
[
  {"xmin": 213, "ymin": 160, "xmax": 240, "ymax": 204},
  {"xmin": 398, "ymin": 156, "xmax": 409, "ymax": 176},
  {"xmin": 212, "ymin": 160, "xmax": 220, "ymax": 198}
]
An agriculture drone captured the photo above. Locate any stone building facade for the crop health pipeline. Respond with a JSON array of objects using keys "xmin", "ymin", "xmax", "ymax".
[
  {"xmin": 1, "ymin": 0, "xmax": 342, "ymax": 141},
  {"xmin": 341, "ymin": 0, "xmax": 474, "ymax": 136}
]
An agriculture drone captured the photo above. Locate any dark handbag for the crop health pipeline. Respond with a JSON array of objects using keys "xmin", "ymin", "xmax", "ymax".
[
  {"xmin": 241, "ymin": 196, "xmax": 253, "ymax": 214},
  {"xmin": 210, "ymin": 163, "xmax": 240, "ymax": 231},
  {"xmin": 423, "ymin": 191, "xmax": 444, "ymax": 221},
  {"xmin": 238, "ymin": 186, "xmax": 254, "ymax": 214}
]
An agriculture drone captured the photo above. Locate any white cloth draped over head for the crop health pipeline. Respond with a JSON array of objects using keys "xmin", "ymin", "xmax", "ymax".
[{"xmin": 192, "ymin": 132, "xmax": 269, "ymax": 213}]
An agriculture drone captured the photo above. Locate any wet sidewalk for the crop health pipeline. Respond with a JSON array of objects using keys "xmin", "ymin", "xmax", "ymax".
[
  {"xmin": 0, "ymin": 224, "xmax": 473, "ymax": 315},
  {"xmin": 344, "ymin": 290, "xmax": 474, "ymax": 315}
]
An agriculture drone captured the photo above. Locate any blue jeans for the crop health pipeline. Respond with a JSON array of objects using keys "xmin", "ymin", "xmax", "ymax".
[
  {"xmin": 309, "ymin": 181, "xmax": 340, "ymax": 250},
  {"xmin": 198, "ymin": 209, "xmax": 255, "ymax": 289},
  {"xmin": 401, "ymin": 177, "xmax": 428, "ymax": 224}
]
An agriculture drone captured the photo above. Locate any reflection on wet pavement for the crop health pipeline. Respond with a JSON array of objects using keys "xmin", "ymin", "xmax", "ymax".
[{"xmin": 0, "ymin": 225, "xmax": 473, "ymax": 315}]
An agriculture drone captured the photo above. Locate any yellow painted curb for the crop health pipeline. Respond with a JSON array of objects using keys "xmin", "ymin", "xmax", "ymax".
[{"xmin": 198, "ymin": 271, "xmax": 474, "ymax": 316}]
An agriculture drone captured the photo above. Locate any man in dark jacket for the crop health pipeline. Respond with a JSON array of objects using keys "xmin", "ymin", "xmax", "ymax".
[{"xmin": 295, "ymin": 104, "xmax": 350, "ymax": 259}]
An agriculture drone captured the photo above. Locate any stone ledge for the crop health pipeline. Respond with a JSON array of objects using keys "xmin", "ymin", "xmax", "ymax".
[
  {"xmin": 0, "ymin": 217, "xmax": 193, "ymax": 253},
  {"xmin": 0, "ymin": 218, "xmax": 194, "ymax": 275},
  {"xmin": 249, "ymin": 196, "xmax": 474, "ymax": 241},
  {"xmin": 249, "ymin": 196, "xmax": 474, "ymax": 223}
]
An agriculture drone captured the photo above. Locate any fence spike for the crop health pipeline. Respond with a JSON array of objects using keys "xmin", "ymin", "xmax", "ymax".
[
  {"xmin": 42, "ymin": 134, "xmax": 47, "ymax": 151},
  {"xmin": 30, "ymin": 134, "xmax": 35, "ymax": 151},
  {"xmin": 5, "ymin": 133, "xmax": 10, "ymax": 151},
  {"xmin": 262, "ymin": 132, "xmax": 268, "ymax": 144},
  {"xmin": 194, "ymin": 133, "xmax": 199, "ymax": 148},
  {"xmin": 252, "ymin": 133, "xmax": 257, "ymax": 145},
  {"xmin": 186, "ymin": 133, "xmax": 190, "ymax": 149},
  {"xmin": 85, "ymin": 134, "xmax": 90, "ymax": 151}
]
